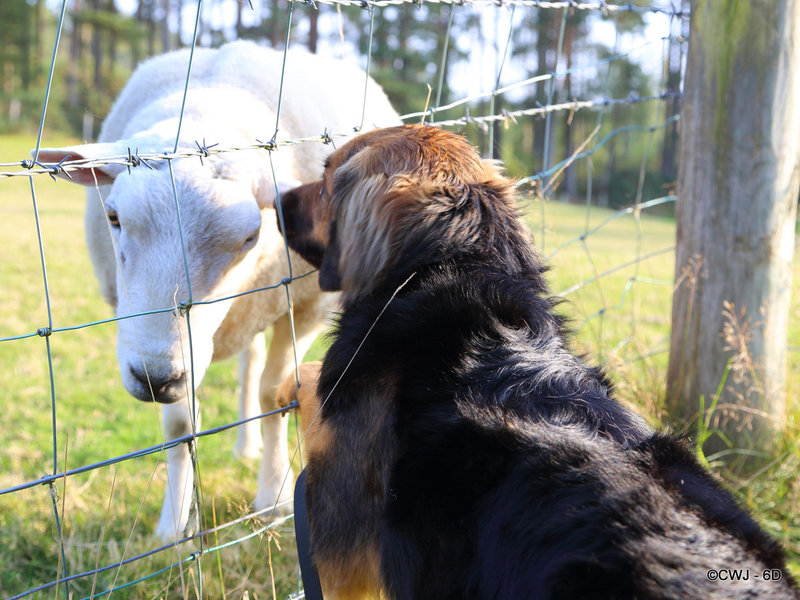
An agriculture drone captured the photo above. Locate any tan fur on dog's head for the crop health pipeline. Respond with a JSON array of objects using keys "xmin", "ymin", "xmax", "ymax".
[{"xmin": 279, "ymin": 125, "xmax": 531, "ymax": 302}]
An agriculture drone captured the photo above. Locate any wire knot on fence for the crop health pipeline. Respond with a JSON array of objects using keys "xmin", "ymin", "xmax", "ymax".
[{"xmin": 195, "ymin": 139, "xmax": 219, "ymax": 165}]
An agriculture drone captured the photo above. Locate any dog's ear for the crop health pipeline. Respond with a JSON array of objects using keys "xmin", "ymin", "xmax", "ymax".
[
  {"xmin": 381, "ymin": 174, "xmax": 465, "ymax": 239},
  {"xmin": 333, "ymin": 170, "xmax": 395, "ymax": 298}
]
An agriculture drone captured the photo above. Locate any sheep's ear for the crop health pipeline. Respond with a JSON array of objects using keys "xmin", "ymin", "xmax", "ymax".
[
  {"xmin": 254, "ymin": 172, "xmax": 302, "ymax": 210},
  {"xmin": 35, "ymin": 143, "xmax": 129, "ymax": 186},
  {"xmin": 34, "ymin": 129, "xmax": 174, "ymax": 186}
]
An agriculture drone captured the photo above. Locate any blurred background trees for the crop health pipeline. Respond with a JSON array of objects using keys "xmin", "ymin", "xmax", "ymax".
[{"xmin": 0, "ymin": 0, "xmax": 684, "ymax": 208}]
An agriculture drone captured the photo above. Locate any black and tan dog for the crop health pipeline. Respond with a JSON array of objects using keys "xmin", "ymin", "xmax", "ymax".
[{"xmin": 276, "ymin": 125, "xmax": 797, "ymax": 599}]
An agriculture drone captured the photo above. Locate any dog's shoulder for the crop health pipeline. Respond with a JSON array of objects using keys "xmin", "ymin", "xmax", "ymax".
[
  {"xmin": 404, "ymin": 267, "xmax": 651, "ymax": 441},
  {"xmin": 321, "ymin": 262, "xmax": 650, "ymax": 442}
]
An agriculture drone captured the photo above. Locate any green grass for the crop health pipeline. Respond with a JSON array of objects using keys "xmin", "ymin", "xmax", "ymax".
[{"xmin": 1, "ymin": 132, "xmax": 799, "ymax": 597}]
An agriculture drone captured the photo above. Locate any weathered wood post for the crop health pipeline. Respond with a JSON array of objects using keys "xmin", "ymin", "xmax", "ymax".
[{"xmin": 667, "ymin": 0, "xmax": 800, "ymax": 456}]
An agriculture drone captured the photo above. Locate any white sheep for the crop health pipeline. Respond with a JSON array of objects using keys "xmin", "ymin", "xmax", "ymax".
[{"xmin": 37, "ymin": 40, "xmax": 400, "ymax": 540}]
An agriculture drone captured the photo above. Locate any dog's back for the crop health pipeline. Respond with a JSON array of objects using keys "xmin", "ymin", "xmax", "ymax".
[{"xmin": 347, "ymin": 270, "xmax": 798, "ymax": 599}]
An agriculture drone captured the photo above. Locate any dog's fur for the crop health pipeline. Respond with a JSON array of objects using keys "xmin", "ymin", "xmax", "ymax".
[
  {"xmin": 277, "ymin": 361, "xmax": 326, "ymax": 456},
  {"xmin": 278, "ymin": 125, "xmax": 798, "ymax": 599}
]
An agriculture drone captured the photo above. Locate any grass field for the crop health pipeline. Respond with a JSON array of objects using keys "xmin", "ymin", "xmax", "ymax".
[{"xmin": 1, "ymin": 131, "xmax": 799, "ymax": 598}]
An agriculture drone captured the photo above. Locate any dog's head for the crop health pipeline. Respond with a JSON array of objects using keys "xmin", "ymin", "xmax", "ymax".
[{"xmin": 279, "ymin": 124, "xmax": 530, "ymax": 301}]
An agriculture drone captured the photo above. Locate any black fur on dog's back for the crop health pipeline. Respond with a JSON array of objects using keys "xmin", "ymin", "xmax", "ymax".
[
  {"xmin": 282, "ymin": 125, "xmax": 797, "ymax": 599},
  {"xmin": 320, "ymin": 267, "xmax": 795, "ymax": 599}
]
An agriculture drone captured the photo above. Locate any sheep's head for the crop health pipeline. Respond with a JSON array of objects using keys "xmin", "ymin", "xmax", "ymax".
[{"xmin": 37, "ymin": 140, "xmax": 285, "ymax": 403}]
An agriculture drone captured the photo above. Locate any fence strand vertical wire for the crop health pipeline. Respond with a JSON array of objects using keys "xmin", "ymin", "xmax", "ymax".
[
  {"xmin": 168, "ymin": 12, "xmax": 205, "ymax": 584},
  {"xmin": 240, "ymin": 2, "xmax": 303, "ymax": 590},
  {"xmin": 487, "ymin": 5, "xmax": 515, "ymax": 156},
  {"xmin": 26, "ymin": 0, "xmax": 71, "ymax": 597}
]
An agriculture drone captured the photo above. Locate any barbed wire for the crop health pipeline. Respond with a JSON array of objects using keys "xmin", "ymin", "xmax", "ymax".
[
  {"xmin": 520, "ymin": 114, "xmax": 680, "ymax": 187},
  {"xmin": 1, "ymin": 29, "xmax": 684, "ymax": 178},
  {"xmin": 0, "ymin": 93, "xmax": 679, "ymax": 183},
  {"xmin": 429, "ymin": 92, "xmax": 680, "ymax": 128},
  {"xmin": 289, "ymin": 0, "xmax": 689, "ymax": 16}
]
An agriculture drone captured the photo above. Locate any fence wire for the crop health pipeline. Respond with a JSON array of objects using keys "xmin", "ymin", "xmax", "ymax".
[{"xmin": 0, "ymin": 1, "xmax": 713, "ymax": 598}]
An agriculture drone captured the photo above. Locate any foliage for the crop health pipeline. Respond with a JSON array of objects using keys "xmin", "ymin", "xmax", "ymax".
[{"xmin": 0, "ymin": 0, "xmax": 680, "ymax": 206}]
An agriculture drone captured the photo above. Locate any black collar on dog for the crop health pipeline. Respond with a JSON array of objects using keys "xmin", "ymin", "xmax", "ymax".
[{"xmin": 294, "ymin": 468, "xmax": 324, "ymax": 600}]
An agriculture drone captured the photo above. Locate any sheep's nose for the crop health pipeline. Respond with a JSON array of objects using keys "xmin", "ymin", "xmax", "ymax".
[{"xmin": 129, "ymin": 365, "xmax": 187, "ymax": 404}]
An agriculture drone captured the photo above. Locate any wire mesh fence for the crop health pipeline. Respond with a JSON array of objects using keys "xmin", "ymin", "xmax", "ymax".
[{"xmin": 4, "ymin": 1, "xmax": 795, "ymax": 598}]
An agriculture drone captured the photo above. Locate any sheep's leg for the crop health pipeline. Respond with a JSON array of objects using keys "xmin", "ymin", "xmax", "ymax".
[
  {"xmin": 155, "ymin": 398, "xmax": 201, "ymax": 540},
  {"xmin": 254, "ymin": 308, "xmax": 326, "ymax": 516},
  {"xmin": 233, "ymin": 330, "xmax": 267, "ymax": 459}
]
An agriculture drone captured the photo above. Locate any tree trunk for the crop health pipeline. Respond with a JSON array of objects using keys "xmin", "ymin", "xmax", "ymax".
[
  {"xmin": 236, "ymin": 0, "xmax": 244, "ymax": 39},
  {"xmin": 307, "ymin": 9, "xmax": 318, "ymax": 53},
  {"xmin": 68, "ymin": 0, "xmax": 82, "ymax": 107},
  {"xmin": 660, "ymin": 8, "xmax": 687, "ymax": 183},
  {"xmin": 491, "ymin": 94, "xmax": 503, "ymax": 160},
  {"xmin": 533, "ymin": 10, "xmax": 555, "ymax": 173},
  {"xmin": 434, "ymin": 6, "xmax": 453, "ymax": 109},
  {"xmin": 34, "ymin": 0, "xmax": 45, "ymax": 84},
  {"xmin": 667, "ymin": 0, "xmax": 800, "ymax": 456},
  {"xmin": 562, "ymin": 19, "xmax": 577, "ymax": 202},
  {"xmin": 269, "ymin": 0, "xmax": 281, "ymax": 47},
  {"xmin": 162, "ymin": 0, "xmax": 171, "ymax": 52},
  {"xmin": 91, "ymin": 0, "xmax": 103, "ymax": 92},
  {"xmin": 175, "ymin": 0, "xmax": 184, "ymax": 47},
  {"xmin": 144, "ymin": 0, "xmax": 156, "ymax": 57},
  {"xmin": 107, "ymin": 0, "xmax": 117, "ymax": 84}
]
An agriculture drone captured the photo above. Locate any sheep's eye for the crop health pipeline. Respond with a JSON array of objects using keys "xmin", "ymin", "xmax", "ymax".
[
  {"xmin": 107, "ymin": 211, "xmax": 120, "ymax": 228},
  {"xmin": 241, "ymin": 230, "xmax": 259, "ymax": 252}
]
